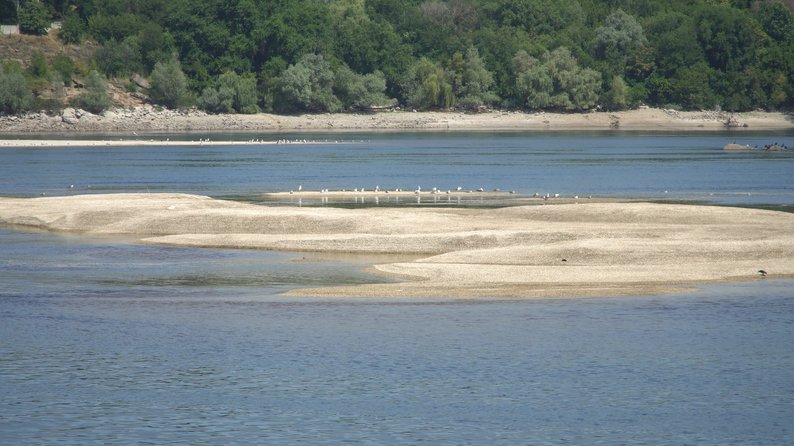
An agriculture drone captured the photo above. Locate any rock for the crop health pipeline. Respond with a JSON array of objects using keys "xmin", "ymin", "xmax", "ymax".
[
  {"xmin": 765, "ymin": 145, "xmax": 787, "ymax": 152},
  {"xmin": 131, "ymin": 73, "xmax": 151, "ymax": 90},
  {"xmin": 723, "ymin": 143, "xmax": 752, "ymax": 151},
  {"xmin": 61, "ymin": 108, "xmax": 78, "ymax": 125}
]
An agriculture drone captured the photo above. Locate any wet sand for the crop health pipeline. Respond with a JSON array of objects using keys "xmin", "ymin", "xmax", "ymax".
[{"xmin": 1, "ymin": 193, "xmax": 792, "ymax": 298}]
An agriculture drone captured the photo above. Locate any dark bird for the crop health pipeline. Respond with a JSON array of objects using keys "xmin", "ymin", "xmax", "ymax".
[
  {"xmin": 561, "ymin": 258, "xmax": 568, "ymax": 262},
  {"xmin": 758, "ymin": 270, "xmax": 768, "ymax": 277}
]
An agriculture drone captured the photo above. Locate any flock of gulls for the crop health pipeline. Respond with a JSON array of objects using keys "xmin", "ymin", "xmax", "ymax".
[{"xmin": 285, "ymin": 184, "xmax": 598, "ymax": 201}]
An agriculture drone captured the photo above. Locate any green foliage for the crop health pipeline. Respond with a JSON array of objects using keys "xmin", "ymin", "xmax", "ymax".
[
  {"xmin": 0, "ymin": 64, "xmax": 34, "ymax": 114},
  {"xmin": 601, "ymin": 76, "xmax": 628, "ymax": 111},
  {"xmin": 450, "ymin": 47, "xmax": 500, "ymax": 110},
  {"xmin": 276, "ymin": 54, "xmax": 341, "ymax": 113},
  {"xmin": 95, "ymin": 39, "xmax": 142, "ymax": 77},
  {"xmin": 199, "ymin": 71, "xmax": 260, "ymax": 114},
  {"xmin": 149, "ymin": 56, "xmax": 189, "ymax": 109},
  {"xmin": 333, "ymin": 65, "xmax": 390, "ymax": 110},
  {"xmin": 59, "ymin": 10, "xmax": 83, "ymax": 44},
  {"xmin": 52, "ymin": 54, "xmax": 73, "ymax": 85},
  {"xmin": 28, "ymin": 51, "xmax": 49, "ymax": 80},
  {"xmin": 27, "ymin": 0, "xmax": 794, "ymax": 112},
  {"xmin": 19, "ymin": 0, "xmax": 51, "ymax": 35},
  {"xmin": 595, "ymin": 9, "xmax": 647, "ymax": 74},
  {"xmin": 758, "ymin": 1, "xmax": 794, "ymax": 42},
  {"xmin": 403, "ymin": 57, "xmax": 454, "ymax": 110},
  {"xmin": 87, "ymin": 12, "xmax": 145, "ymax": 42},
  {"xmin": 76, "ymin": 70, "xmax": 111, "ymax": 113},
  {"xmin": 514, "ymin": 47, "xmax": 601, "ymax": 111}
]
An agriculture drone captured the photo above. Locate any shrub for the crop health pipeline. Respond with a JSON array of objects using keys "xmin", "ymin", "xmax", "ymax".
[
  {"xmin": 52, "ymin": 55, "xmax": 74, "ymax": 86},
  {"xmin": 0, "ymin": 66, "xmax": 34, "ymax": 114},
  {"xmin": 18, "ymin": 0, "xmax": 51, "ymax": 36},
  {"xmin": 402, "ymin": 58, "xmax": 454, "ymax": 110},
  {"xmin": 59, "ymin": 11, "xmax": 83, "ymax": 44},
  {"xmin": 76, "ymin": 70, "xmax": 111, "ymax": 113},
  {"xmin": 276, "ymin": 54, "xmax": 341, "ymax": 113},
  {"xmin": 95, "ymin": 39, "xmax": 142, "ymax": 77},
  {"xmin": 199, "ymin": 71, "xmax": 260, "ymax": 114},
  {"xmin": 149, "ymin": 56, "xmax": 190, "ymax": 109},
  {"xmin": 333, "ymin": 65, "xmax": 390, "ymax": 110},
  {"xmin": 28, "ymin": 51, "xmax": 49, "ymax": 80}
]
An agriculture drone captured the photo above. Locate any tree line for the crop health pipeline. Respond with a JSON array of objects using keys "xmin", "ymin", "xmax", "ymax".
[{"xmin": 1, "ymin": 0, "xmax": 793, "ymax": 115}]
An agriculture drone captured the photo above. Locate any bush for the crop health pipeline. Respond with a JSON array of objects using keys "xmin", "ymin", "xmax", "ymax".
[
  {"xmin": 150, "ymin": 57, "xmax": 190, "ymax": 109},
  {"xmin": 513, "ymin": 48, "xmax": 601, "ymax": 111},
  {"xmin": 0, "ymin": 65, "xmax": 34, "ymax": 114},
  {"xmin": 52, "ymin": 55, "xmax": 74, "ymax": 86},
  {"xmin": 18, "ymin": 0, "xmax": 51, "ymax": 36},
  {"xmin": 333, "ymin": 65, "xmax": 390, "ymax": 110},
  {"xmin": 402, "ymin": 58, "xmax": 454, "ymax": 110},
  {"xmin": 276, "ymin": 54, "xmax": 341, "ymax": 113},
  {"xmin": 75, "ymin": 70, "xmax": 111, "ymax": 113},
  {"xmin": 199, "ymin": 71, "xmax": 260, "ymax": 114},
  {"xmin": 59, "ymin": 11, "xmax": 83, "ymax": 44},
  {"xmin": 28, "ymin": 51, "xmax": 49, "ymax": 80},
  {"xmin": 95, "ymin": 40, "xmax": 142, "ymax": 77}
]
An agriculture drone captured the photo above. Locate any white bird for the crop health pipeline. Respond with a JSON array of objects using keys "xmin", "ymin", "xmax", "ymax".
[
  {"xmin": 456, "ymin": 186, "xmax": 462, "ymax": 191},
  {"xmin": 298, "ymin": 185, "xmax": 302, "ymax": 192}
]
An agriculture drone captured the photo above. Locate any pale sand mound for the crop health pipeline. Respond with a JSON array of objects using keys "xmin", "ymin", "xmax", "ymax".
[{"xmin": 1, "ymin": 193, "xmax": 792, "ymax": 298}]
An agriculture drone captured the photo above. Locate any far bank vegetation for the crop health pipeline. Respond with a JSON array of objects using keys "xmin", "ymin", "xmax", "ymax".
[{"xmin": 1, "ymin": 0, "xmax": 792, "ymax": 116}]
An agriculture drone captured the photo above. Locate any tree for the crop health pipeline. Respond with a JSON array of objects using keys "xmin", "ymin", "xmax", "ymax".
[
  {"xmin": 150, "ymin": 56, "xmax": 189, "ymax": 109},
  {"xmin": 601, "ymin": 76, "xmax": 628, "ymax": 110},
  {"xmin": 333, "ymin": 65, "xmax": 390, "ymax": 110},
  {"xmin": 95, "ymin": 39, "xmax": 142, "ymax": 77},
  {"xmin": 276, "ymin": 54, "xmax": 341, "ymax": 113},
  {"xmin": 76, "ymin": 70, "xmax": 111, "ymax": 113},
  {"xmin": 199, "ymin": 71, "xmax": 260, "ymax": 114},
  {"xmin": 58, "ymin": 10, "xmax": 82, "ymax": 44},
  {"xmin": 52, "ymin": 54, "xmax": 73, "ymax": 86},
  {"xmin": 450, "ymin": 47, "xmax": 500, "ymax": 110},
  {"xmin": 0, "ymin": 65, "xmax": 33, "ymax": 114},
  {"xmin": 18, "ymin": 0, "xmax": 51, "ymax": 35},
  {"xmin": 402, "ymin": 57, "xmax": 454, "ymax": 110},
  {"xmin": 513, "ymin": 48, "xmax": 601, "ymax": 111},
  {"xmin": 595, "ymin": 9, "xmax": 647, "ymax": 73}
]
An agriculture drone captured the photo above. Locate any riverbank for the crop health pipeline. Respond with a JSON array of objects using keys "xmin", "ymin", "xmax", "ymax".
[
  {"xmin": 1, "ymin": 107, "xmax": 792, "ymax": 135},
  {"xmin": 1, "ymin": 193, "xmax": 791, "ymax": 298}
]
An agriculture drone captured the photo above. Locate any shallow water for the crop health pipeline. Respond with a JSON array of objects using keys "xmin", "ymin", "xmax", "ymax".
[
  {"xmin": 2, "ymin": 131, "xmax": 793, "ymax": 207},
  {"xmin": 1, "ymin": 132, "xmax": 794, "ymax": 444}
]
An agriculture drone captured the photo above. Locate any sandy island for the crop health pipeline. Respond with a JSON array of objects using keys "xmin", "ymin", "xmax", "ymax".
[
  {"xmin": 1, "ymin": 108, "xmax": 792, "ymax": 137},
  {"xmin": 1, "ymin": 193, "xmax": 792, "ymax": 298}
]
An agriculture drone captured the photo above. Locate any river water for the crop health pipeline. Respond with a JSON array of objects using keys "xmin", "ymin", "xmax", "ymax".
[{"xmin": 1, "ymin": 131, "xmax": 793, "ymax": 444}]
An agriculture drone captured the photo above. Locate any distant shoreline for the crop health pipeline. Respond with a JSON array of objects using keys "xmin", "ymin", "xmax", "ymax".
[{"xmin": 1, "ymin": 107, "xmax": 791, "ymax": 138}]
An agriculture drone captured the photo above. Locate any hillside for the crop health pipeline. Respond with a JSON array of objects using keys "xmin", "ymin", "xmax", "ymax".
[{"xmin": 2, "ymin": 0, "xmax": 793, "ymax": 115}]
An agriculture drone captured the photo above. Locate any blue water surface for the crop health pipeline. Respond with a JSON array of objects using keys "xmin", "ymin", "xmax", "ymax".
[
  {"xmin": 1, "ymin": 132, "xmax": 794, "ymax": 445},
  {"xmin": 1, "ymin": 131, "xmax": 793, "ymax": 206}
]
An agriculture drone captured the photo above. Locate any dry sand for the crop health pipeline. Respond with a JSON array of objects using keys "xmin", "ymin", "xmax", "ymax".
[
  {"xmin": 1, "ymin": 107, "xmax": 791, "ymax": 137},
  {"xmin": 1, "ymin": 193, "xmax": 792, "ymax": 298}
]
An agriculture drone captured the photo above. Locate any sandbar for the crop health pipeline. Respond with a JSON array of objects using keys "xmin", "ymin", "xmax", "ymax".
[{"xmin": 0, "ymin": 193, "xmax": 791, "ymax": 298}]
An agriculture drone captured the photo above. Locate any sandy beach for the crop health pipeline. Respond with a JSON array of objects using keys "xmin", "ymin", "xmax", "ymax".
[
  {"xmin": 1, "ymin": 107, "xmax": 792, "ymax": 137},
  {"xmin": 1, "ymin": 193, "xmax": 791, "ymax": 298}
]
